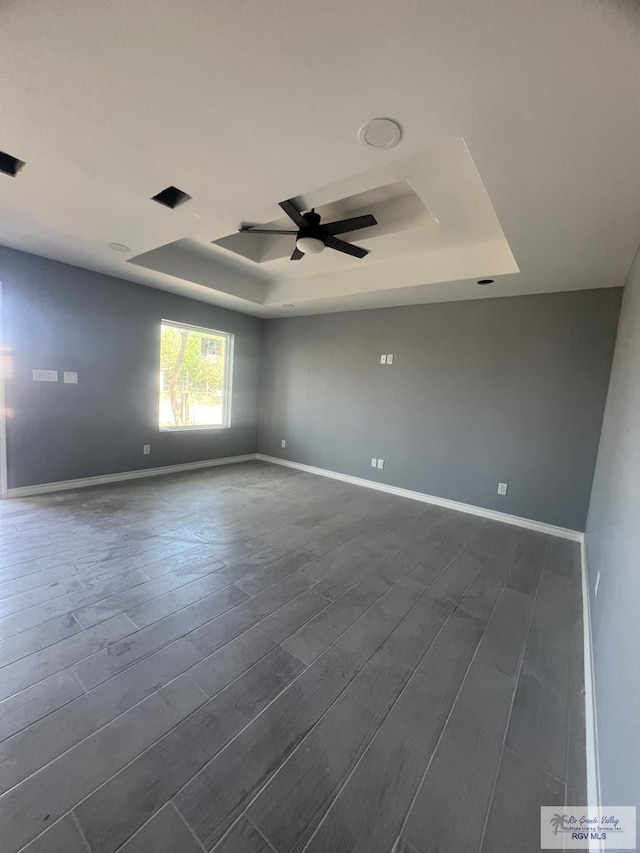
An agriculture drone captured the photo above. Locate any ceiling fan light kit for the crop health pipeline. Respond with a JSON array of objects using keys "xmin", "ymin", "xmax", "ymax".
[
  {"xmin": 296, "ymin": 235, "xmax": 325, "ymax": 254},
  {"xmin": 239, "ymin": 199, "xmax": 378, "ymax": 261}
]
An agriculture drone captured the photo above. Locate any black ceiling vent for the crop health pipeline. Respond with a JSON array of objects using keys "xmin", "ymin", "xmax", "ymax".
[
  {"xmin": 0, "ymin": 150, "xmax": 26, "ymax": 177},
  {"xmin": 151, "ymin": 185, "xmax": 192, "ymax": 209}
]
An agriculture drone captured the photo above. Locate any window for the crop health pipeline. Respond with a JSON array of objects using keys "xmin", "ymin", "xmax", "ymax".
[{"xmin": 159, "ymin": 321, "xmax": 233, "ymax": 430}]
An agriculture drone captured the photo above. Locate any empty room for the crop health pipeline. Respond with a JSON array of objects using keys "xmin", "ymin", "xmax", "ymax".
[{"xmin": 0, "ymin": 1, "xmax": 638, "ymax": 852}]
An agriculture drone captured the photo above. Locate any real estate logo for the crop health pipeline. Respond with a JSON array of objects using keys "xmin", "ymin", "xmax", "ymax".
[{"xmin": 540, "ymin": 807, "xmax": 636, "ymax": 849}]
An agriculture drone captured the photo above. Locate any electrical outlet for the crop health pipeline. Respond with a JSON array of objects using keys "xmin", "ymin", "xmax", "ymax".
[
  {"xmin": 281, "ymin": 439, "xmax": 286, "ymax": 448},
  {"xmin": 377, "ymin": 458, "xmax": 384, "ymax": 469},
  {"xmin": 595, "ymin": 570, "xmax": 601, "ymax": 597},
  {"xmin": 371, "ymin": 457, "xmax": 378, "ymax": 468},
  {"xmin": 63, "ymin": 371, "xmax": 78, "ymax": 384},
  {"xmin": 497, "ymin": 482, "xmax": 508, "ymax": 496},
  {"xmin": 386, "ymin": 354, "xmax": 394, "ymax": 364},
  {"xmin": 380, "ymin": 354, "xmax": 387, "ymax": 365},
  {"xmin": 143, "ymin": 444, "xmax": 151, "ymax": 455}
]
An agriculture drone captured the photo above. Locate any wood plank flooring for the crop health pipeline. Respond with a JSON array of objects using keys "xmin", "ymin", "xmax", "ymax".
[{"xmin": 0, "ymin": 461, "xmax": 586, "ymax": 853}]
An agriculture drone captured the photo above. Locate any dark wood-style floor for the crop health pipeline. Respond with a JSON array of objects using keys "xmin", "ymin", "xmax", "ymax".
[{"xmin": 0, "ymin": 461, "xmax": 585, "ymax": 853}]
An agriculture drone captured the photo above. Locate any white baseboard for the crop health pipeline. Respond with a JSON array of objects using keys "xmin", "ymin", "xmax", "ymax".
[
  {"xmin": 6, "ymin": 454, "xmax": 259, "ymax": 498},
  {"xmin": 256, "ymin": 454, "xmax": 583, "ymax": 541},
  {"xmin": 580, "ymin": 538, "xmax": 602, "ymax": 828}
]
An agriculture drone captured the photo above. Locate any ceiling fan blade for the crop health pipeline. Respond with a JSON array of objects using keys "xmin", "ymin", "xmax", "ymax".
[
  {"xmin": 239, "ymin": 228, "xmax": 297, "ymax": 235},
  {"xmin": 279, "ymin": 199, "xmax": 307, "ymax": 229},
  {"xmin": 323, "ymin": 214, "xmax": 378, "ymax": 236},
  {"xmin": 290, "ymin": 247, "xmax": 304, "ymax": 260},
  {"xmin": 325, "ymin": 235, "xmax": 368, "ymax": 259}
]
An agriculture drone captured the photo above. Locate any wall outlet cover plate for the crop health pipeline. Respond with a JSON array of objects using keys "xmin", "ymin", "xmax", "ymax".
[{"xmin": 32, "ymin": 369, "xmax": 58, "ymax": 382}]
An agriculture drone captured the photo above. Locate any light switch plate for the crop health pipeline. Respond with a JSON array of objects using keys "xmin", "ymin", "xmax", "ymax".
[
  {"xmin": 380, "ymin": 354, "xmax": 387, "ymax": 365},
  {"xmin": 497, "ymin": 482, "xmax": 508, "ymax": 496},
  {"xmin": 281, "ymin": 439, "xmax": 286, "ymax": 448},
  {"xmin": 386, "ymin": 354, "xmax": 394, "ymax": 364},
  {"xmin": 143, "ymin": 444, "xmax": 151, "ymax": 455},
  {"xmin": 377, "ymin": 458, "xmax": 385, "ymax": 469},
  {"xmin": 63, "ymin": 371, "xmax": 78, "ymax": 384},
  {"xmin": 32, "ymin": 369, "xmax": 58, "ymax": 382},
  {"xmin": 371, "ymin": 457, "xmax": 378, "ymax": 468}
]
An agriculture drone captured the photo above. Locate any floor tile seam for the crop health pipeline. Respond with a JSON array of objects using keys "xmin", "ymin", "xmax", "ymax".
[
  {"xmin": 0, "ymin": 566, "xmax": 71, "ymax": 586},
  {"xmin": 247, "ymin": 815, "xmax": 281, "ymax": 853},
  {"xmin": 501, "ymin": 745, "xmax": 567, "ymax": 787},
  {"xmin": 233, "ymin": 559, "xmax": 323, "ymax": 597},
  {"xmin": 300, "ymin": 514, "xmax": 429, "ymax": 587},
  {"xmin": 396, "ymin": 570, "xmax": 508, "ymax": 850},
  {"xmin": 169, "ymin": 801, "xmax": 209, "ymax": 853},
  {"xmin": 70, "ymin": 809, "xmax": 93, "ymax": 853},
  {"xmin": 318, "ymin": 535, "xmax": 469, "ymax": 656},
  {"xmin": 0, "ymin": 645, "xmax": 110, "ymax": 708},
  {"xmin": 0, "ymin": 578, "xmax": 85, "ymax": 613},
  {"xmin": 81, "ymin": 535, "xmax": 208, "ymax": 560},
  {"xmin": 0, "ymin": 558, "xmax": 80, "ymax": 584},
  {"xmin": 181, "ymin": 584, "xmax": 332, "ymax": 664},
  {"xmin": 300, "ymin": 562, "xmax": 435, "ymax": 663},
  {"xmin": 0, "ymin": 681, "xmax": 86, "ymax": 746},
  {"xmin": 41, "ymin": 540, "xmax": 195, "ymax": 574},
  {"xmin": 85, "ymin": 554, "xmax": 236, "ymax": 595},
  {"xmin": 475, "ymin": 535, "xmax": 549, "ymax": 853},
  {"xmin": 9, "ymin": 811, "xmax": 89, "ymax": 853},
  {"xmin": 69, "ymin": 569, "xmax": 171, "ymax": 606},
  {"xmin": 124, "ymin": 579, "xmax": 242, "ymax": 630},
  {"xmin": 65, "ymin": 684, "xmax": 235, "ymax": 836},
  {"xmin": 71, "ymin": 571, "xmax": 244, "ymax": 630},
  {"xmin": 0, "ymin": 620, "xmax": 87, "ymax": 670},
  {"xmin": 300, "ymin": 537, "xmax": 471, "ymax": 670},
  {"xmin": 177, "ymin": 646, "xmax": 365, "ymax": 851},
  {"xmin": 0, "ymin": 542, "xmax": 114, "ymax": 571},
  {"xmin": 285, "ymin": 552, "xmax": 493, "ymax": 849},
  {"xmin": 420, "ymin": 549, "xmax": 490, "ymax": 627},
  {"xmin": 164, "ymin": 646, "xmax": 365, "ymax": 839},
  {"xmin": 297, "ymin": 666, "xmax": 432, "ymax": 853},
  {"xmin": 0, "ymin": 575, "xmax": 79, "ymax": 601},
  {"xmin": 70, "ymin": 548, "xmax": 216, "ymax": 583},
  {"xmin": 3, "ymin": 584, "xmax": 258, "ymax": 699},
  {"xmin": 0, "ymin": 667, "xmax": 206, "ymax": 798}
]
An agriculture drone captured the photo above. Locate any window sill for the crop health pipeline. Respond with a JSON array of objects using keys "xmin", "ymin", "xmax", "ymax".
[{"xmin": 160, "ymin": 425, "xmax": 231, "ymax": 432}]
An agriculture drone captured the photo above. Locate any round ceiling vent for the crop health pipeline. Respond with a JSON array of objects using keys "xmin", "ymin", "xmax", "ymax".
[
  {"xmin": 108, "ymin": 242, "xmax": 131, "ymax": 253},
  {"xmin": 358, "ymin": 118, "xmax": 402, "ymax": 150}
]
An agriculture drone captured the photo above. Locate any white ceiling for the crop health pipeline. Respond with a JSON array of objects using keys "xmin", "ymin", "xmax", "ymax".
[{"xmin": 1, "ymin": 0, "xmax": 639, "ymax": 317}]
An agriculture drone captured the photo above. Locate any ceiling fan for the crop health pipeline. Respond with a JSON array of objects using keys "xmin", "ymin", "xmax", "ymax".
[{"xmin": 238, "ymin": 199, "xmax": 377, "ymax": 260}]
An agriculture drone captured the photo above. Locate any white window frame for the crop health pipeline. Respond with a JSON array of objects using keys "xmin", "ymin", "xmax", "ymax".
[{"xmin": 159, "ymin": 319, "xmax": 234, "ymax": 432}]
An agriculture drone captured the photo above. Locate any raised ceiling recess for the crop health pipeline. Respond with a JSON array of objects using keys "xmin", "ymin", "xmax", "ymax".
[
  {"xmin": 214, "ymin": 184, "xmax": 417, "ymax": 263},
  {"xmin": 1, "ymin": 0, "xmax": 637, "ymax": 316},
  {"xmin": 130, "ymin": 138, "xmax": 519, "ymax": 313}
]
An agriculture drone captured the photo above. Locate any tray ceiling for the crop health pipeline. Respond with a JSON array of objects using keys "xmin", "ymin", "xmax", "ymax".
[{"xmin": 0, "ymin": 0, "xmax": 639, "ymax": 316}]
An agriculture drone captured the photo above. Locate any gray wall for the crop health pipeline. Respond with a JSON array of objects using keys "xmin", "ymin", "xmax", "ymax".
[
  {"xmin": 1, "ymin": 247, "xmax": 263, "ymax": 488},
  {"xmin": 259, "ymin": 289, "xmax": 621, "ymax": 530},
  {"xmin": 585, "ymin": 248, "xmax": 640, "ymax": 813}
]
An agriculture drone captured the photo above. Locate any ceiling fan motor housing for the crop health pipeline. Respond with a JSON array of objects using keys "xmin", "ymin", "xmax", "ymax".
[
  {"xmin": 239, "ymin": 200, "xmax": 376, "ymax": 259},
  {"xmin": 296, "ymin": 210, "xmax": 326, "ymax": 253}
]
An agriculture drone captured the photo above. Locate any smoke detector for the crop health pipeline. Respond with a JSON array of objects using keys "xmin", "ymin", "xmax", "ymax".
[{"xmin": 358, "ymin": 118, "xmax": 402, "ymax": 150}]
